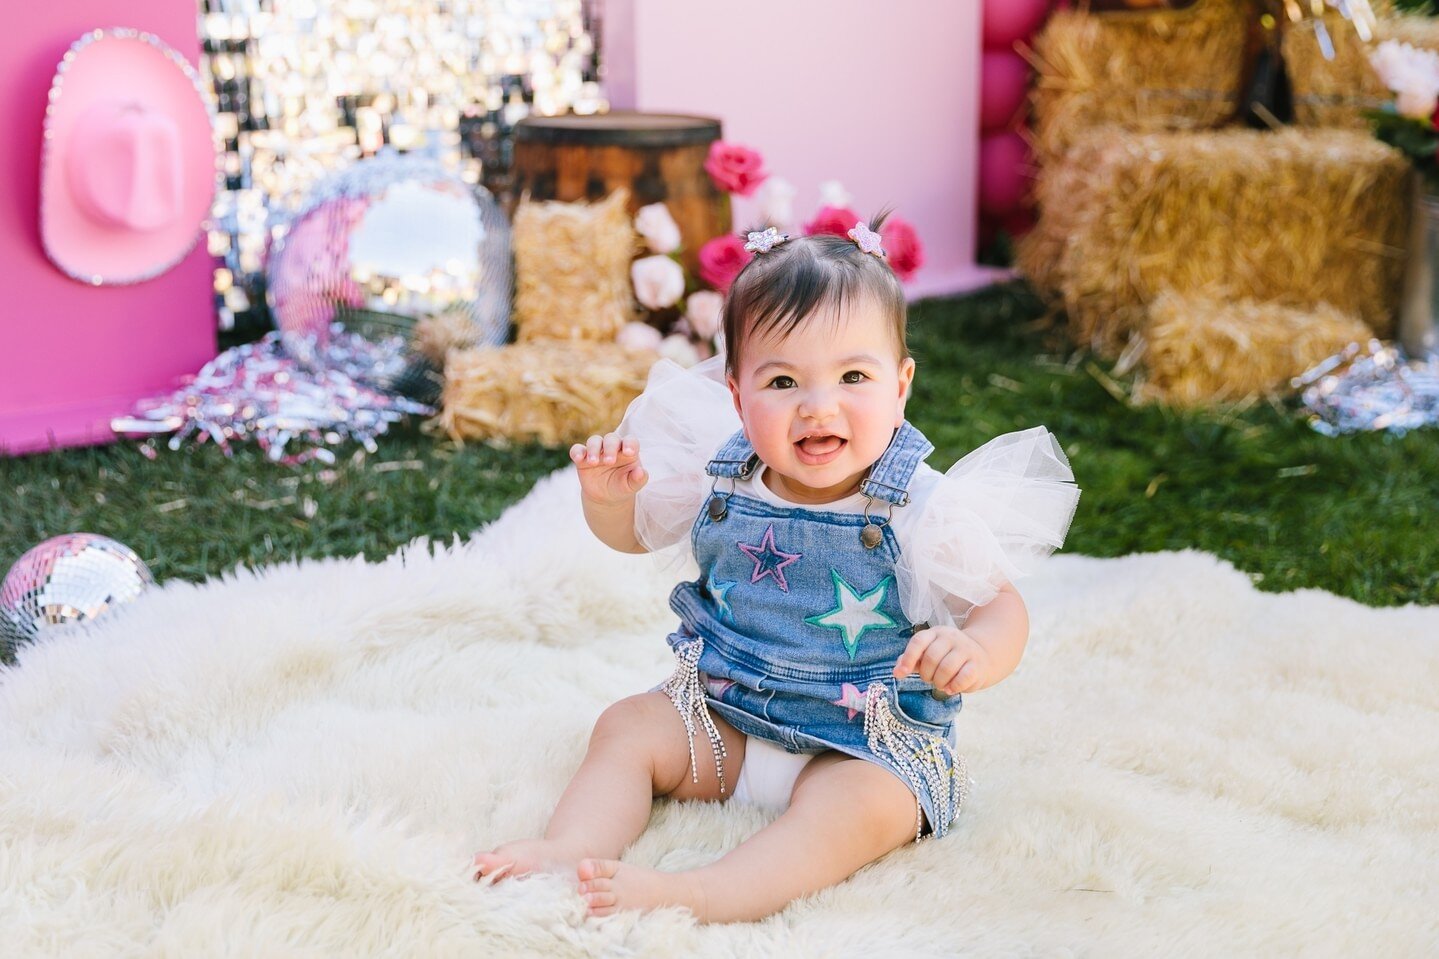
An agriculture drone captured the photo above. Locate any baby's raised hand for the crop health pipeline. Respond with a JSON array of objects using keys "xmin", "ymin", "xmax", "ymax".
[
  {"xmin": 893, "ymin": 625, "xmax": 991, "ymax": 696},
  {"xmin": 570, "ymin": 432, "xmax": 647, "ymax": 505}
]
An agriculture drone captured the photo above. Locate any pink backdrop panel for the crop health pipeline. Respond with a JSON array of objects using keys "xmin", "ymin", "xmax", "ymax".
[
  {"xmin": 604, "ymin": 0, "xmax": 1005, "ymax": 300},
  {"xmin": 0, "ymin": 0, "xmax": 216, "ymax": 456}
]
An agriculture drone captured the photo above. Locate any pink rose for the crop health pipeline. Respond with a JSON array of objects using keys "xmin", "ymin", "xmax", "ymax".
[
  {"xmin": 880, "ymin": 216, "xmax": 925, "ymax": 282},
  {"xmin": 697, "ymin": 234, "xmax": 754, "ymax": 292},
  {"xmin": 803, "ymin": 205, "xmax": 863, "ymax": 238},
  {"xmin": 704, "ymin": 141, "xmax": 768, "ymax": 197}
]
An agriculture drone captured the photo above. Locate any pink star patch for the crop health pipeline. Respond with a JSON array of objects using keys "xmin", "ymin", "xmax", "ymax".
[
  {"xmin": 704, "ymin": 676, "xmax": 736, "ymax": 699},
  {"xmin": 736, "ymin": 524, "xmax": 802, "ymax": 592},
  {"xmin": 832, "ymin": 682, "xmax": 868, "ymax": 720}
]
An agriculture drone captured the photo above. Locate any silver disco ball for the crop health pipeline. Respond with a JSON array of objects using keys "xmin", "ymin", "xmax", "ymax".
[
  {"xmin": 265, "ymin": 150, "xmax": 513, "ymax": 383},
  {"xmin": 0, "ymin": 534, "xmax": 154, "ymax": 659}
]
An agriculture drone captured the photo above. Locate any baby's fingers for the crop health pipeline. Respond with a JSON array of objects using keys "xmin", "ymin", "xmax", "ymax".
[
  {"xmin": 570, "ymin": 435, "xmax": 604, "ymax": 467},
  {"xmin": 624, "ymin": 464, "xmax": 648, "ymax": 493},
  {"xmin": 602, "ymin": 433, "xmax": 644, "ymax": 467},
  {"xmin": 893, "ymin": 630, "xmax": 935, "ymax": 678}
]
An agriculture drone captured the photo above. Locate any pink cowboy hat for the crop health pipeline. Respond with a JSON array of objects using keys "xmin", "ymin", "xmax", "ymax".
[{"xmin": 40, "ymin": 28, "xmax": 217, "ymax": 286}]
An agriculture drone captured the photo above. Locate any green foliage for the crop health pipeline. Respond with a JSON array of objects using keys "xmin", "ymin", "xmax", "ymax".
[
  {"xmin": 3, "ymin": 282, "xmax": 1437, "ymax": 607},
  {"xmin": 1366, "ymin": 107, "xmax": 1439, "ymax": 191},
  {"xmin": 1390, "ymin": 0, "xmax": 1438, "ymax": 14}
]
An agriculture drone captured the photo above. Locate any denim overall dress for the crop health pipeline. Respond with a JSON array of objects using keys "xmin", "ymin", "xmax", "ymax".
[{"xmin": 660, "ymin": 421, "xmax": 969, "ymax": 840}]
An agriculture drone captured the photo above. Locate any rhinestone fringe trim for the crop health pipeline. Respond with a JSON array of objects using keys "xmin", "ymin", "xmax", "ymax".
[
  {"xmin": 660, "ymin": 637, "xmax": 729, "ymax": 795},
  {"xmin": 862, "ymin": 682, "xmax": 969, "ymax": 842}
]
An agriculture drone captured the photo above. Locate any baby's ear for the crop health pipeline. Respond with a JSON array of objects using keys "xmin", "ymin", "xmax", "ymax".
[
  {"xmin": 895, "ymin": 357, "xmax": 916, "ymax": 421},
  {"xmin": 727, "ymin": 373, "xmax": 744, "ymax": 419}
]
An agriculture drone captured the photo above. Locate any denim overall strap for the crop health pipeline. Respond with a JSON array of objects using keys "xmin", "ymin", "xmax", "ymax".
[
  {"xmin": 858, "ymin": 422, "xmax": 934, "ymax": 506},
  {"xmin": 706, "ymin": 429, "xmax": 759, "ymax": 479}
]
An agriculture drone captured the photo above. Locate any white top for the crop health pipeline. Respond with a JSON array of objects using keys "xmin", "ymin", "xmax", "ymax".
[{"xmin": 617, "ymin": 356, "xmax": 1080, "ymax": 628}]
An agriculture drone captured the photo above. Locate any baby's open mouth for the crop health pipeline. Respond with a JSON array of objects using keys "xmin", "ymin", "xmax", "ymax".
[{"xmin": 795, "ymin": 435, "xmax": 845, "ymax": 458}]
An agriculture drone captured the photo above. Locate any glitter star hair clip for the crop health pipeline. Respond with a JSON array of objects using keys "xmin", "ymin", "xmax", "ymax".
[
  {"xmin": 847, "ymin": 220, "xmax": 886, "ymax": 258},
  {"xmin": 744, "ymin": 227, "xmax": 790, "ymax": 253}
]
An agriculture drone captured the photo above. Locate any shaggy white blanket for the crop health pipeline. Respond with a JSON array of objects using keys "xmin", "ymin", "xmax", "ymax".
[{"xmin": 1, "ymin": 469, "xmax": 1435, "ymax": 957}]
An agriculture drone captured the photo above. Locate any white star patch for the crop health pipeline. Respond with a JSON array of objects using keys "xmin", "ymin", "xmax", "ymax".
[{"xmin": 805, "ymin": 570, "xmax": 896, "ymax": 660}]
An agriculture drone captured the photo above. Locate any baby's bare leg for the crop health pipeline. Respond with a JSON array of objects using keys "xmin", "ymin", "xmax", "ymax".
[
  {"xmin": 577, "ymin": 751, "xmax": 917, "ymax": 921},
  {"xmin": 474, "ymin": 691, "xmax": 744, "ymax": 879}
]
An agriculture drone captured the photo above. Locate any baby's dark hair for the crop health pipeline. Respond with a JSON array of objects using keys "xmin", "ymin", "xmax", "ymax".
[{"xmin": 721, "ymin": 215, "xmax": 908, "ymax": 378}]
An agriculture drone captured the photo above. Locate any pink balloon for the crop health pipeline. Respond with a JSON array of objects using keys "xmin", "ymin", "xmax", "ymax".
[
  {"xmin": 980, "ymin": 50, "xmax": 1030, "ymax": 131},
  {"xmin": 977, "ymin": 215, "xmax": 999, "ymax": 251},
  {"xmin": 982, "ymin": 0, "xmax": 1052, "ymax": 50},
  {"xmin": 978, "ymin": 131, "xmax": 1032, "ymax": 218},
  {"xmin": 1001, "ymin": 208, "xmax": 1037, "ymax": 238}
]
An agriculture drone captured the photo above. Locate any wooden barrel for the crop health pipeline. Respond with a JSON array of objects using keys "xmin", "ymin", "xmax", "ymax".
[{"xmin": 511, "ymin": 112, "xmax": 730, "ymax": 279}]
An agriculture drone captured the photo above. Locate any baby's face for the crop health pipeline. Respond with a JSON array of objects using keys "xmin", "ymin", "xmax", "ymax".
[{"xmin": 727, "ymin": 300, "xmax": 915, "ymax": 504}]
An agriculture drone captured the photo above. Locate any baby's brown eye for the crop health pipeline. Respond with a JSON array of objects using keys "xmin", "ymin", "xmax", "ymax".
[
  {"xmin": 842, "ymin": 370, "xmax": 866, "ymax": 384},
  {"xmin": 769, "ymin": 376, "xmax": 795, "ymax": 389}
]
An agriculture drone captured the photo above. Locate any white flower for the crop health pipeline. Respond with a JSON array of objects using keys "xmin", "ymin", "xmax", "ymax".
[
  {"xmin": 658, "ymin": 333, "xmax": 702, "ymax": 368},
  {"xmin": 634, "ymin": 202, "xmax": 682, "ymax": 254},
  {"xmin": 818, "ymin": 179, "xmax": 852, "ymax": 209},
  {"xmin": 685, "ymin": 290, "xmax": 724, "ymax": 340},
  {"xmin": 616, "ymin": 321, "xmax": 663, "ymax": 353},
  {"xmin": 631, "ymin": 255, "xmax": 685, "ymax": 310},
  {"xmin": 757, "ymin": 177, "xmax": 796, "ymax": 228},
  {"xmin": 1369, "ymin": 40, "xmax": 1439, "ymax": 120}
]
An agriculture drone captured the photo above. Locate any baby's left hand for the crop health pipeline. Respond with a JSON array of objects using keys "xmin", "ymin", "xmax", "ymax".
[{"xmin": 893, "ymin": 626, "xmax": 991, "ymax": 696}]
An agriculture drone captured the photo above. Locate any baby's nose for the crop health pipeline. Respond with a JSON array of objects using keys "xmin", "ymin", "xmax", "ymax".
[{"xmin": 798, "ymin": 389, "xmax": 838, "ymax": 420}]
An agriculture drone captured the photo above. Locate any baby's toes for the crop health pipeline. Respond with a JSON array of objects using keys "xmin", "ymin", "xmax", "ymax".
[
  {"xmin": 581, "ymin": 886, "xmax": 617, "ymax": 916},
  {"xmin": 472, "ymin": 851, "xmax": 511, "ymax": 880},
  {"xmin": 576, "ymin": 857, "xmax": 620, "ymax": 884}
]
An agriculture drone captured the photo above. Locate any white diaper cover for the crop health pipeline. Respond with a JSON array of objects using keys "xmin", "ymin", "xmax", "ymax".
[{"xmin": 731, "ymin": 735, "xmax": 813, "ymax": 810}]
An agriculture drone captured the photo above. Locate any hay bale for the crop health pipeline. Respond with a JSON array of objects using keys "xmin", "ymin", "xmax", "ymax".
[
  {"xmin": 1027, "ymin": 0, "xmax": 1250, "ymax": 162},
  {"xmin": 1286, "ymin": 12, "xmax": 1439, "ymax": 129},
  {"xmin": 512, "ymin": 189, "xmax": 638, "ymax": 343},
  {"xmin": 1136, "ymin": 290, "xmax": 1373, "ymax": 405},
  {"xmin": 1018, "ymin": 126, "xmax": 1410, "ymax": 355},
  {"xmin": 438, "ymin": 341, "xmax": 656, "ymax": 447}
]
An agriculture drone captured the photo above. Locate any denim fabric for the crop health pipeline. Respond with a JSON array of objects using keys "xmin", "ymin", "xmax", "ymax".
[{"xmin": 664, "ymin": 422, "xmax": 968, "ymax": 838}]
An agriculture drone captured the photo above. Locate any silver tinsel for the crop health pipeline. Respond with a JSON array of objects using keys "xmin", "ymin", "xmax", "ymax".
[
  {"xmin": 112, "ymin": 327, "xmax": 433, "ymax": 465},
  {"xmin": 1293, "ymin": 340, "xmax": 1439, "ymax": 435}
]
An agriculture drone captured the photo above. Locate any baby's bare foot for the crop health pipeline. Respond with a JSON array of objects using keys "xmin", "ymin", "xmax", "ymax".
[
  {"xmin": 473, "ymin": 839, "xmax": 589, "ymax": 881},
  {"xmin": 576, "ymin": 858, "xmax": 707, "ymax": 919}
]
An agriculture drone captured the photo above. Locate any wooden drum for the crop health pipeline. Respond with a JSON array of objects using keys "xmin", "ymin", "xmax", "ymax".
[{"xmin": 511, "ymin": 112, "xmax": 730, "ymax": 277}]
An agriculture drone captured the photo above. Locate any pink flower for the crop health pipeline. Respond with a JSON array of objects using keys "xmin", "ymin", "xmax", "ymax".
[
  {"xmin": 881, "ymin": 216, "xmax": 925, "ymax": 282},
  {"xmin": 803, "ymin": 205, "xmax": 863, "ymax": 238},
  {"xmin": 685, "ymin": 290, "xmax": 725, "ymax": 340},
  {"xmin": 704, "ymin": 141, "xmax": 768, "ymax": 197},
  {"xmin": 698, "ymin": 234, "xmax": 753, "ymax": 292},
  {"xmin": 616, "ymin": 321, "xmax": 663, "ymax": 353}
]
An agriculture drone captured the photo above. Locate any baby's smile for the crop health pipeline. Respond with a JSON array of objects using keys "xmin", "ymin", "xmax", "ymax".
[{"xmin": 794, "ymin": 433, "xmax": 847, "ymax": 465}]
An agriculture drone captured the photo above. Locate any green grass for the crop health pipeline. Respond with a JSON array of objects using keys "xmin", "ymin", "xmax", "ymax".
[{"xmin": 3, "ymin": 282, "xmax": 1437, "ymax": 606}]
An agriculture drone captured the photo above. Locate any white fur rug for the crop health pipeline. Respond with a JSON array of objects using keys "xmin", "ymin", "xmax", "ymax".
[{"xmin": 1, "ymin": 469, "xmax": 1435, "ymax": 957}]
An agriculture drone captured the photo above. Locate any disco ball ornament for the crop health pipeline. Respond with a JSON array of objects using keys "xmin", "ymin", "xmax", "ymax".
[
  {"xmin": 0, "ymin": 534, "xmax": 154, "ymax": 659},
  {"xmin": 266, "ymin": 150, "xmax": 513, "ymax": 390}
]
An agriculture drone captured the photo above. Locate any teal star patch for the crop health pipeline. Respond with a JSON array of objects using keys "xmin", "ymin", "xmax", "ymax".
[
  {"xmin": 805, "ymin": 570, "xmax": 896, "ymax": 660},
  {"xmin": 706, "ymin": 572, "xmax": 736, "ymax": 622}
]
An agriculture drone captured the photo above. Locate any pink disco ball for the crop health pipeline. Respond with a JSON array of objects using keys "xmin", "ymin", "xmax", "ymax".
[{"xmin": 0, "ymin": 534, "xmax": 154, "ymax": 659}]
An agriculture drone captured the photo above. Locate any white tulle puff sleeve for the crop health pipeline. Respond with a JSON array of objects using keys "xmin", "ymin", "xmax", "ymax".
[
  {"xmin": 616, "ymin": 355, "xmax": 741, "ymax": 569},
  {"xmin": 895, "ymin": 426, "xmax": 1079, "ymax": 627}
]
